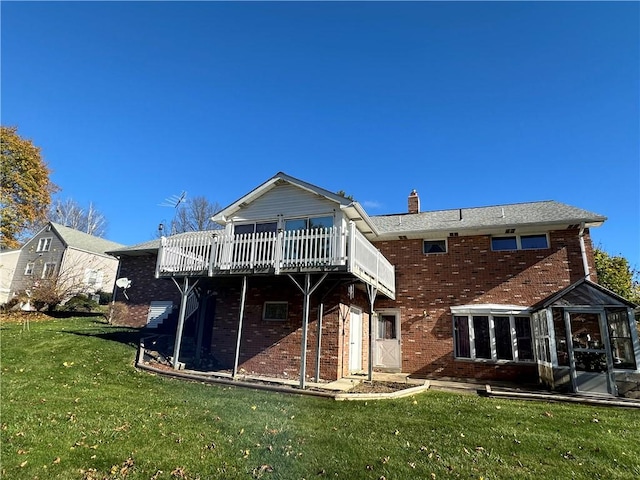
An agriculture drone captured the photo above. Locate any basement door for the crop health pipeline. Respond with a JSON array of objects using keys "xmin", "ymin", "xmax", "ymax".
[
  {"xmin": 349, "ymin": 307, "xmax": 363, "ymax": 372},
  {"xmin": 566, "ymin": 311, "xmax": 614, "ymax": 395},
  {"xmin": 375, "ymin": 312, "xmax": 401, "ymax": 370}
]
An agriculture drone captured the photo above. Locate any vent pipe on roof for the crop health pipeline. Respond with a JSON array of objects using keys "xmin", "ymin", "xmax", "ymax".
[{"xmin": 408, "ymin": 190, "xmax": 420, "ymax": 214}]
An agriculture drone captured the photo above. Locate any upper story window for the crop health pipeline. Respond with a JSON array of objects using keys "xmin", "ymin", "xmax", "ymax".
[
  {"xmin": 491, "ymin": 234, "xmax": 548, "ymax": 251},
  {"xmin": 285, "ymin": 216, "xmax": 333, "ymax": 231},
  {"xmin": 24, "ymin": 263, "xmax": 35, "ymax": 275},
  {"xmin": 37, "ymin": 237, "xmax": 52, "ymax": 252},
  {"xmin": 423, "ymin": 239, "xmax": 447, "ymax": 254}
]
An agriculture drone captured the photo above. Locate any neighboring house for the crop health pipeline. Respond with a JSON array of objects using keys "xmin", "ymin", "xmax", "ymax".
[
  {"xmin": 0, "ymin": 249, "xmax": 21, "ymax": 304},
  {"xmin": 8, "ymin": 222, "xmax": 124, "ymax": 304},
  {"xmin": 109, "ymin": 172, "xmax": 640, "ymax": 397}
]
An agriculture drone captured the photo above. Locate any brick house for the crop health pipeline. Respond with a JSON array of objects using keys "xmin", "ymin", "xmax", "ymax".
[{"xmin": 109, "ymin": 173, "xmax": 639, "ymax": 396}]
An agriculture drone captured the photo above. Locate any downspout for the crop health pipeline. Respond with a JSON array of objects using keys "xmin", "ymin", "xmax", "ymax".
[{"xmin": 578, "ymin": 222, "xmax": 591, "ymax": 280}]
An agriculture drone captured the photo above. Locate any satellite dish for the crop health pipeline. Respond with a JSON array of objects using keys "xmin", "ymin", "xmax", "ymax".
[{"xmin": 116, "ymin": 278, "xmax": 131, "ymax": 288}]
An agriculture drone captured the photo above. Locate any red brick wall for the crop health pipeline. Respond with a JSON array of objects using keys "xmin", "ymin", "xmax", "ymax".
[
  {"xmin": 373, "ymin": 228, "xmax": 592, "ymax": 380},
  {"xmin": 112, "ymin": 254, "xmax": 180, "ymax": 327},
  {"xmin": 209, "ymin": 276, "xmax": 369, "ymax": 382}
]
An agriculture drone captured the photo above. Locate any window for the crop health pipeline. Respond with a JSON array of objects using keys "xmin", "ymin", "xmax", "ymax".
[
  {"xmin": 607, "ymin": 309, "xmax": 637, "ymax": 369},
  {"xmin": 24, "ymin": 263, "xmax": 35, "ymax": 275},
  {"xmin": 84, "ymin": 269, "xmax": 104, "ymax": 289},
  {"xmin": 37, "ymin": 237, "xmax": 52, "ymax": 252},
  {"xmin": 453, "ymin": 312, "xmax": 534, "ymax": 362},
  {"xmin": 42, "ymin": 263, "xmax": 56, "ymax": 278},
  {"xmin": 423, "ymin": 239, "xmax": 447, "ymax": 254},
  {"xmin": 234, "ymin": 222, "xmax": 277, "ymax": 235},
  {"xmin": 285, "ymin": 216, "xmax": 333, "ymax": 231},
  {"xmin": 377, "ymin": 314, "xmax": 397, "ymax": 340},
  {"xmin": 263, "ymin": 302, "xmax": 288, "ymax": 321},
  {"xmin": 491, "ymin": 234, "xmax": 548, "ymax": 251}
]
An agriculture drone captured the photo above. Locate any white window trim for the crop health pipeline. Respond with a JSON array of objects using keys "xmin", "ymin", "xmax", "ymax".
[
  {"xmin": 42, "ymin": 262, "xmax": 56, "ymax": 279},
  {"xmin": 37, "ymin": 237, "xmax": 52, "ymax": 252},
  {"xmin": 491, "ymin": 233, "xmax": 549, "ymax": 251},
  {"xmin": 451, "ymin": 305, "xmax": 534, "ymax": 363},
  {"xmin": 24, "ymin": 263, "xmax": 35, "ymax": 275}
]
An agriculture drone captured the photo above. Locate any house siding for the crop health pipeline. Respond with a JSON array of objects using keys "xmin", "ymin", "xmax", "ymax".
[
  {"xmin": 9, "ymin": 227, "xmax": 66, "ymax": 295},
  {"xmin": 231, "ymin": 184, "xmax": 340, "ymax": 223}
]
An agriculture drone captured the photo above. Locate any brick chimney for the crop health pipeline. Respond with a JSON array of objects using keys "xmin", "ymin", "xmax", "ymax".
[{"xmin": 408, "ymin": 189, "xmax": 420, "ymax": 214}]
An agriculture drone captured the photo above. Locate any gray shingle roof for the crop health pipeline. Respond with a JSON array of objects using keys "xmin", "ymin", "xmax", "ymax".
[
  {"xmin": 370, "ymin": 201, "xmax": 606, "ymax": 236},
  {"xmin": 51, "ymin": 223, "xmax": 125, "ymax": 255}
]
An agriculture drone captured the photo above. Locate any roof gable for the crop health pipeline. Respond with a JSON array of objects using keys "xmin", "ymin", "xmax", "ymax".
[
  {"xmin": 50, "ymin": 223, "xmax": 124, "ymax": 255},
  {"xmin": 534, "ymin": 278, "xmax": 637, "ymax": 309}
]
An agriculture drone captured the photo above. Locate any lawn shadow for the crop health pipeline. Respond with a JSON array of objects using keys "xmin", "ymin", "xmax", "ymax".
[{"xmin": 63, "ymin": 324, "xmax": 143, "ymax": 348}]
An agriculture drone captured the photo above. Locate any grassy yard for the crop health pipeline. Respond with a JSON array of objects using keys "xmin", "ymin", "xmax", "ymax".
[{"xmin": 1, "ymin": 316, "xmax": 639, "ymax": 480}]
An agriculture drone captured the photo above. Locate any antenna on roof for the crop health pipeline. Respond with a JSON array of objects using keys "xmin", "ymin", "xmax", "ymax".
[{"xmin": 159, "ymin": 191, "xmax": 187, "ymax": 208}]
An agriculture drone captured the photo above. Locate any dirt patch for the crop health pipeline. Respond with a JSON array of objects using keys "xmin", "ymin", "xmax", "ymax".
[
  {"xmin": 0, "ymin": 311, "xmax": 53, "ymax": 324},
  {"xmin": 348, "ymin": 381, "xmax": 414, "ymax": 394}
]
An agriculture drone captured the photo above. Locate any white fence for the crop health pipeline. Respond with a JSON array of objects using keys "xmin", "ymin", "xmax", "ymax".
[{"xmin": 156, "ymin": 225, "xmax": 395, "ymax": 298}]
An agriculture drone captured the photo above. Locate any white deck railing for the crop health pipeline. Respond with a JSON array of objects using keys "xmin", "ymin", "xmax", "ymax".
[{"xmin": 156, "ymin": 225, "xmax": 395, "ymax": 298}]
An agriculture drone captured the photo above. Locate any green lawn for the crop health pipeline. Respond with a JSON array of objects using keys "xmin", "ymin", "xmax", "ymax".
[{"xmin": 1, "ymin": 317, "xmax": 639, "ymax": 480}]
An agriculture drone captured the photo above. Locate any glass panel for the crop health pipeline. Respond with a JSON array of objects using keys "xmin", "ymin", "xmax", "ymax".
[
  {"xmin": 423, "ymin": 240, "xmax": 447, "ymax": 254},
  {"xmin": 520, "ymin": 234, "xmax": 548, "ymax": 249},
  {"xmin": 263, "ymin": 302, "xmax": 288, "ymax": 321},
  {"xmin": 570, "ymin": 313, "xmax": 603, "ymax": 350},
  {"xmin": 256, "ymin": 222, "xmax": 277, "ymax": 233},
  {"xmin": 234, "ymin": 224, "xmax": 255, "ymax": 235},
  {"xmin": 308, "ymin": 216, "xmax": 333, "ymax": 230},
  {"xmin": 515, "ymin": 317, "xmax": 533, "ymax": 361},
  {"xmin": 492, "ymin": 237, "xmax": 517, "ymax": 251},
  {"xmin": 378, "ymin": 314, "xmax": 397, "ymax": 340},
  {"xmin": 473, "ymin": 316, "xmax": 491, "ymax": 359},
  {"xmin": 494, "ymin": 316, "xmax": 513, "ymax": 360},
  {"xmin": 285, "ymin": 219, "xmax": 307, "ymax": 231},
  {"xmin": 553, "ymin": 309, "xmax": 569, "ymax": 366},
  {"xmin": 608, "ymin": 309, "xmax": 637, "ymax": 369},
  {"xmin": 454, "ymin": 316, "xmax": 470, "ymax": 358}
]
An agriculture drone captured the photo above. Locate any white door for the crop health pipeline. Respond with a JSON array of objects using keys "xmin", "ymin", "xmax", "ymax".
[
  {"xmin": 375, "ymin": 312, "xmax": 401, "ymax": 369},
  {"xmin": 349, "ymin": 307, "xmax": 363, "ymax": 372}
]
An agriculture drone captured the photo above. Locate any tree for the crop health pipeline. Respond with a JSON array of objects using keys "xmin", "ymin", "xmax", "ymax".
[
  {"xmin": 594, "ymin": 247, "xmax": 640, "ymax": 304},
  {"xmin": 336, "ymin": 190, "xmax": 354, "ymax": 201},
  {"xmin": 0, "ymin": 126, "xmax": 58, "ymax": 249},
  {"xmin": 48, "ymin": 198, "xmax": 108, "ymax": 237},
  {"xmin": 168, "ymin": 196, "xmax": 222, "ymax": 234}
]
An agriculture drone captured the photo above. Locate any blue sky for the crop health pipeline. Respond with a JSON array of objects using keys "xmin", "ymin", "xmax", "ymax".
[{"xmin": 2, "ymin": 1, "xmax": 638, "ymax": 270}]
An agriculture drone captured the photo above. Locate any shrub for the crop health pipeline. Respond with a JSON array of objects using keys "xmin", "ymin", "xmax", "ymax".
[
  {"xmin": 58, "ymin": 294, "xmax": 99, "ymax": 313},
  {"xmin": 108, "ymin": 301, "xmax": 129, "ymax": 325},
  {"xmin": 96, "ymin": 290, "xmax": 112, "ymax": 305}
]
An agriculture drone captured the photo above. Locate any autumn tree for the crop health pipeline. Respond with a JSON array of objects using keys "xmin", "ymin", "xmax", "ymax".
[
  {"xmin": 594, "ymin": 247, "xmax": 640, "ymax": 304},
  {"xmin": 168, "ymin": 195, "xmax": 222, "ymax": 234},
  {"xmin": 0, "ymin": 126, "xmax": 58, "ymax": 249},
  {"xmin": 48, "ymin": 198, "xmax": 108, "ymax": 237}
]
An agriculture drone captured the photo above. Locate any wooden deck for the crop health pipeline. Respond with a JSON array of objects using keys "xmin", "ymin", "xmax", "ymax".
[{"xmin": 155, "ymin": 225, "xmax": 395, "ymax": 299}]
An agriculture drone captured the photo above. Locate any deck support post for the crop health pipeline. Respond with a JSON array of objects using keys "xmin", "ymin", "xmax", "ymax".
[
  {"xmin": 233, "ymin": 276, "xmax": 248, "ymax": 378},
  {"xmin": 171, "ymin": 276, "xmax": 199, "ymax": 369},
  {"xmin": 365, "ymin": 284, "xmax": 378, "ymax": 382},
  {"xmin": 290, "ymin": 273, "xmax": 328, "ymax": 389},
  {"xmin": 314, "ymin": 302, "xmax": 324, "ymax": 382}
]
